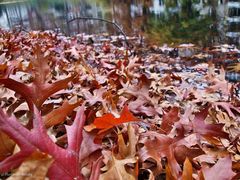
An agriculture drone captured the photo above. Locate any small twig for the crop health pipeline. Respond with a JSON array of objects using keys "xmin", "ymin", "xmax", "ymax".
[
  {"xmin": 67, "ymin": 17, "xmax": 130, "ymax": 48},
  {"xmin": 13, "ymin": 24, "xmax": 29, "ymax": 34}
]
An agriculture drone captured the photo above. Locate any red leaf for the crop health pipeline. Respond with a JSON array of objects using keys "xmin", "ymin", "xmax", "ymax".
[
  {"xmin": 80, "ymin": 131, "xmax": 102, "ymax": 161},
  {"xmin": 0, "ymin": 78, "xmax": 34, "ymax": 109},
  {"xmin": 82, "ymin": 88, "xmax": 106, "ymax": 106},
  {"xmin": 0, "ymin": 106, "xmax": 92, "ymax": 179},
  {"xmin": 93, "ymin": 106, "xmax": 139, "ymax": 130},
  {"xmin": 0, "ymin": 74, "xmax": 76, "ymax": 109},
  {"xmin": 0, "ymin": 48, "xmax": 77, "ymax": 109},
  {"xmin": 192, "ymin": 108, "xmax": 229, "ymax": 139},
  {"xmin": 161, "ymin": 107, "xmax": 180, "ymax": 134},
  {"xmin": 89, "ymin": 157, "xmax": 103, "ymax": 180}
]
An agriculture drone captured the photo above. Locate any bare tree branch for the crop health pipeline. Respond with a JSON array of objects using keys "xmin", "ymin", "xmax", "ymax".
[{"xmin": 67, "ymin": 17, "xmax": 130, "ymax": 47}]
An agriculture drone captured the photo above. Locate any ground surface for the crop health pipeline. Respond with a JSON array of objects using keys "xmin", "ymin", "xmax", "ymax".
[{"xmin": 0, "ymin": 29, "xmax": 240, "ymax": 179}]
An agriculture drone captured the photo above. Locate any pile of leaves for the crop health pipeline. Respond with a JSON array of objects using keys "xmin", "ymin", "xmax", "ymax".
[{"xmin": 0, "ymin": 29, "xmax": 239, "ymax": 180}]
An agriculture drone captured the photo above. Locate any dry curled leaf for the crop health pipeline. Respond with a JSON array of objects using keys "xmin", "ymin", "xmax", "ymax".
[
  {"xmin": 100, "ymin": 154, "xmax": 136, "ymax": 180},
  {"xmin": 8, "ymin": 151, "xmax": 53, "ymax": 180}
]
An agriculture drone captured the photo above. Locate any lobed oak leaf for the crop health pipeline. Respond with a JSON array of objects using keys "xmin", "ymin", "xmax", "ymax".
[
  {"xmin": 192, "ymin": 107, "xmax": 229, "ymax": 139},
  {"xmin": 0, "ymin": 46, "xmax": 77, "ymax": 110},
  {"xmin": 93, "ymin": 106, "xmax": 139, "ymax": 130},
  {"xmin": 117, "ymin": 124, "xmax": 138, "ymax": 159},
  {"xmin": 0, "ymin": 106, "xmax": 99, "ymax": 179},
  {"xmin": 65, "ymin": 46, "xmax": 80, "ymax": 60},
  {"xmin": 174, "ymin": 145, "xmax": 204, "ymax": 165},
  {"xmin": 139, "ymin": 132, "xmax": 182, "ymax": 179},
  {"xmin": 0, "ymin": 78, "xmax": 33, "ymax": 109},
  {"xmin": 139, "ymin": 131, "xmax": 203, "ymax": 179},
  {"xmin": 206, "ymin": 79, "xmax": 230, "ymax": 96},
  {"xmin": 100, "ymin": 154, "xmax": 136, "ymax": 180},
  {"xmin": 30, "ymin": 46, "xmax": 51, "ymax": 85},
  {"xmin": 128, "ymin": 96, "xmax": 157, "ymax": 117},
  {"xmin": 202, "ymin": 156, "xmax": 236, "ymax": 180},
  {"xmin": 82, "ymin": 88, "xmax": 106, "ymax": 106},
  {"xmin": 213, "ymin": 102, "xmax": 240, "ymax": 119},
  {"xmin": 0, "ymin": 73, "xmax": 76, "ymax": 109},
  {"xmin": 80, "ymin": 131, "xmax": 102, "ymax": 162}
]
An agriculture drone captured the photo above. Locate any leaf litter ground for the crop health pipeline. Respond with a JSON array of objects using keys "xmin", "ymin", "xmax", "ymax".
[{"xmin": 0, "ymin": 29, "xmax": 239, "ymax": 180}]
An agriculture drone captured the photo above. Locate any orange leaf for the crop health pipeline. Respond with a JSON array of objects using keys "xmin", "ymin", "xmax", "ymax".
[
  {"xmin": 182, "ymin": 157, "xmax": 193, "ymax": 180},
  {"xmin": 0, "ymin": 131, "xmax": 15, "ymax": 161},
  {"xmin": 93, "ymin": 106, "xmax": 139, "ymax": 130},
  {"xmin": 166, "ymin": 163, "xmax": 177, "ymax": 180},
  {"xmin": 43, "ymin": 100, "xmax": 82, "ymax": 128}
]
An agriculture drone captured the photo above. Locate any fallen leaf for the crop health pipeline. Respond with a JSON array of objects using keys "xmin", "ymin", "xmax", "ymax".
[
  {"xmin": 8, "ymin": 151, "xmax": 53, "ymax": 180},
  {"xmin": 100, "ymin": 154, "xmax": 136, "ymax": 180},
  {"xmin": 0, "ymin": 106, "xmax": 92, "ymax": 179},
  {"xmin": 182, "ymin": 157, "xmax": 193, "ymax": 180},
  {"xmin": 161, "ymin": 107, "xmax": 179, "ymax": 134},
  {"xmin": 192, "ymin": 107, "xmax": 229, "ymax": 139},
  {"xmin": 93, "ymin": 106, "xmax": 139, "ymax": 130},
  {"xmin": 117, "ymin": 124, "xmax": 138, "ymax": 159},
  {"xmin": 202, "ymin": 156, "xmax": 236, "ymax": 180},
  {"xmin": 43, "ymin": 100, "xmax": 82, "ymax": 128},
  {"xmin": 0, "ymin": 131, "xmax": 15, "ymax": 161}
]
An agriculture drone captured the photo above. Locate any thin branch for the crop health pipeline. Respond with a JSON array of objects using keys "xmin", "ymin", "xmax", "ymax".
[{"xmin": 67, "ymin": 17, "xmax": 130, "ymax": 47}]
